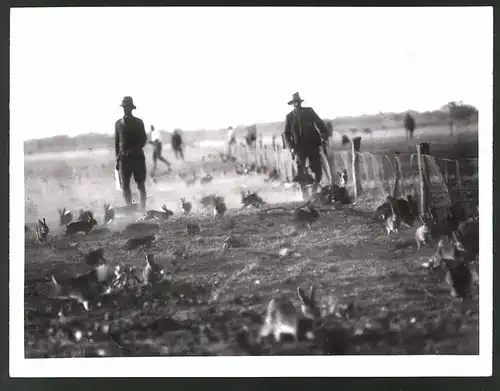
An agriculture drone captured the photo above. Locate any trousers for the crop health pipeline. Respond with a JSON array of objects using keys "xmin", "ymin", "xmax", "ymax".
[
  {"xmin": 119, "ymin": 152, "xmax": 147, "ymax": 210},
  {"xmin": 294, "ymin": 146, "xmax": 323, "ymax": 184}
]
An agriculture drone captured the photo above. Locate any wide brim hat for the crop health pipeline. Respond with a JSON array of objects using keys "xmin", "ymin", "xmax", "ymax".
[
  {"xmin": 288, "ymin": 92, "xmax": 305, "ymax": 105},
  {"xmin": 120, "ymin": 96, "xmax": 136, "ymax": 109}
]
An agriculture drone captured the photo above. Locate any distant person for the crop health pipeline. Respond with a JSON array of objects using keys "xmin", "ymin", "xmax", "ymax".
[
  {"xmin": 403, "ymin": 112, "xmax": 416, "ymax": 140},
  {"xmin": 115, "ymin": 96, "xmax": 148, "ymax": 212},
  {"xmin": 245, "ymin": 125, "xmax": 257, "ymax": 150},
  {"xmin": 171, "ymin": 129, "xmax": 184, "ymax": 160},
  {"xmin": 149, "ymin": 125, "xmax": 172, "ymax": 177},
  {"xmin": 227, "ymin": 128, "xmax": 236, "ymax": 155},
  {"xmin": 283, "ymin": 92, "xmax": 329, "ymax": 185},
  {"xmin": 271, "ymin": 134, "xmax": 277, "ymax": 151}
]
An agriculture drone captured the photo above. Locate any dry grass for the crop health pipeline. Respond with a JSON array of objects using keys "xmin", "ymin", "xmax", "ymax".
[{"xmin": 24, "ymin": 126, "xmax": 479, "ymax": 357}]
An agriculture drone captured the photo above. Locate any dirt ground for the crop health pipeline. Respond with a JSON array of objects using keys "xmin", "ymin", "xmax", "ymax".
[{"xmin": 23, "ymin": 127, "xmax": 479, "ymax": 357}]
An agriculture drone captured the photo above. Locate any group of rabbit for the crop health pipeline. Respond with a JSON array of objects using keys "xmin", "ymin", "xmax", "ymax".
[{"xmin": 374, "ymin": 194, "xmax": 480, "ymax": 302}]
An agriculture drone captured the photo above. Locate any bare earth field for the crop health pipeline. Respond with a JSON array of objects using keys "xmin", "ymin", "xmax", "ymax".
[{"xmin": 23, "ymin": 124, "xmax": 479, "ymax": 357}]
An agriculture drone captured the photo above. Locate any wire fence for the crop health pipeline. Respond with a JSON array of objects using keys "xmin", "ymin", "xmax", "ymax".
[{"xmin": 230, "ymin": 141, "xmax": 478, "ymax": 209}]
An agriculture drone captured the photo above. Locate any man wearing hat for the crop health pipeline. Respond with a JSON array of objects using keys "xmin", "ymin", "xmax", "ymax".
[
  {"xmin": 115, "ymin": 96, "xmax": 148, "ymax": 212},
  {"xmin": 283, "ymin": 92, "xmax": 330, "ymax": 185}
]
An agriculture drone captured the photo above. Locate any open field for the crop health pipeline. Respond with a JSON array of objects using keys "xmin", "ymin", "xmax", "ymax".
[{"xmin": 23, "ymin": 124, "xmax": 479, "ymax": 357}]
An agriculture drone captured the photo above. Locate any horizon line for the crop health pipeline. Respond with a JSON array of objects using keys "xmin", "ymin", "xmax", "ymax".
[{"xmin": 22, "ymin": 103, "xmax": 475, "ymax": 143}]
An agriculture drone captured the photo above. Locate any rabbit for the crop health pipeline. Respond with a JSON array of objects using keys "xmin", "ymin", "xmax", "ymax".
[
  {"xmin": 374, "ymin": 202, "xmax": 391, "ymax": 221},
  {"xmin": 454, "ymin": 217, "xmax": 479, "ymax": 260},
  {"xmin": 292, "ymin": 202, "xmax": 320, "ymax": 227},
  {"xmin": 180, "ymin": 198, "xmax": 192, "ymax": 215},
  {"xmin": 122, "ymin": 221, "xmax": 160, "ymax": 237},
  {"xmin": 415, "ymin": 214, "xmax": 431, "ymax": 250},
  {"xmin": 222, "ymin": 233, "xmax": 244, "ymax": 252},
  {"xmin": 396, "ymin": 197, "xmax": 415, "ymax": 227},
  {"xmin": 35, "ymin": 218, "xmax": 50, "ymax": 243},
  {"xmin": 186, "ymin": 223, "xmax": 201, "ymax": 235},
  {"xmin": 240, "ymin": 189, "xmax": 266, "ymax": 209},
  {"xmin": 443, "ymin": 258, "xmax": 473, "ymax": 302},
  {"xmin": 105, "ymin": 202, "xmax": 140, "ymax": 220},
  {"xmin": 213, "ymin": 196, "xmax": 227, "ymax": 218},
  {"xmin": 58, "ymin": 208, "xmax": 74, "ymax": 226},
  {"xmin": 257, "ymin": 285, "xmax": 321, "ymax": 344},
  {"xmin": 122, "ymin": 235, "xmax": 156, "ymax": 252},
  {"xmin": 385, "ymin": 201, "xmax": 400, "ymax": 235},
  {"xmin": 141, "ymin": 205, "xmax": 173, "ymax": 221},
  {"xmin": 200, "ymin": 173, "xmax": 214, "ymax": 184},
  {"xmin": 103, "ymin": 203, "xmax": 116, "ymax": 224},
  {"xmin": 142, "ymin": 253, "xmax": 165, "ymax": 286},
  {"xmin": 185, "ymin": 175, "xmax": 197, "ymax": 186},
  {"xmin": 199, "ymin": 194, "xmax": 217, "ymax": 209},
  {"xmin": 48, "ymin": 264, "xmax": 115, "ymax": 312},
  {"xmin": 65, "ymin": 212, "xmax": 98, "ymax": 236},
  {"xmin": 77, "ymin": 209, "xmax": 94, "ymax": 222},
  {"xmin": 339, "ymin": 169, "xmax": 348, "ymax": 187}
]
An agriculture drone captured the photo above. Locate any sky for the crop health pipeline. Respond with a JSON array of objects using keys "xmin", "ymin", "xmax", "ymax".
[{"xmin": 10, "ymin": 7, "xmax": 491, "ymax": 141}]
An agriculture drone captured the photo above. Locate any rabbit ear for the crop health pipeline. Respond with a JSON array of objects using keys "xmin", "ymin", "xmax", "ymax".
[
  {"xmin": 298, "ymin": 286, "xmax": 315, "ymax": 308},
  {"xmin": 43, "ymin": 218, "xmax": 47, "ymax": 226},
  {"xmin": 309, "ymin": 285, "xmax": 316, "ymax": 303},
  {"xmin": 50, "ymin": 274, "xmax": 58, "ymax": 285}
]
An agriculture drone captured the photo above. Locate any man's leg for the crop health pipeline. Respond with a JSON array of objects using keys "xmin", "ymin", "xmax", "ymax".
[
  {"xmin": 119, "ymin": 157, "xmax": 133, "ymax": 205},
  {"xmin": 293, "ymin": 149, "xmax": 308, "ymax": 182},
  {"xmin": 308, "ymin": 148, "xmax": 323, "ymax": 184},
  {"xmin": 151, "ymin": 155, "xmax": 158, "ymax": 177},
  {"xmin": 133, "ymin": 156, "xmax": 148, "ymax": 212}
]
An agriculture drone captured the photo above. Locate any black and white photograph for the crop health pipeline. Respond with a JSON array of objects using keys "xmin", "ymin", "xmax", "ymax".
[{"xmin": 10, "ymin": 6, "xmax": 492, "ymax": 377}]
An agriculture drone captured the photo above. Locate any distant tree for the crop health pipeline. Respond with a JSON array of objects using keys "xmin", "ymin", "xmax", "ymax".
[
  {"xmin": 403, "ymin": 112, "xmax": 416, "ymax": 140},
  {"xmin": 443, "ymin": 101, "xmax": 478, "ymax": 123},
  {"xmin": 341, "ymin": 134, "xmax": 351, "ymax": 146}
]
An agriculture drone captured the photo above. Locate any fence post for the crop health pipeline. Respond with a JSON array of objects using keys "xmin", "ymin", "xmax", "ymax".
[
  {"xmin": 455, "ymin": 161, "xmax": 462, "ymax": 188},
  {"xmin": 417, "ymin": 143, "xmax": 431, "ymax": 216},
  {"xmin": 352, "ymin": 137, "xmax": 362, "ymax": 201},
  {"xmin": 392, "ymin": 151, "xmax": 402, "ymax": 198}
]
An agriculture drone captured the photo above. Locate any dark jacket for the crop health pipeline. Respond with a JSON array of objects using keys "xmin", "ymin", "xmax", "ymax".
[
  {"xmin": 283, "ymin": 106, "xmax": 329, "ymax": 150},
  {"xmin": 171, "ymin": 131, "xmax": 183, "ymax": 150},
  {"xmin": 115, "ymin": 116, "xmax": 147, "ymax": 158}
]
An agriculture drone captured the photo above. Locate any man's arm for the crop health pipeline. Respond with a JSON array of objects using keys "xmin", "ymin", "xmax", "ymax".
[
  {"xmin": 310, "ymin": 108, "xmax": 329, "ymax": 140},
  {"xmin": 115, "ymin": 122, "xmax": 120, "ymax": 158},
  {"xmin": 283, "ymin": 113, "xmax": 294, "ymax": 149},
  {"xmin": 137, "ymin": 119, "xmax": 148, "ymax": 150}
]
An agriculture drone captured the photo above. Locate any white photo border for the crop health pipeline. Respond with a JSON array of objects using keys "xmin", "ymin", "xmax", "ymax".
[{"xmin": 9, "ymin": 6, "xmax": 493, "ymax": 378}]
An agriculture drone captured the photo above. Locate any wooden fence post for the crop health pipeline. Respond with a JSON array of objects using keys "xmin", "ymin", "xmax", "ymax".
[
  {"xmin": 455, "ymin": 161, "xmax": 462, "ymax": 188},
  {"xmin": 352, "ymin": 137, "xmax": 362, "ymax": 201},
  {"xmin": 392, "ymin": 151, "xmax": 402, "ymax": 198},
  {"xmin": 417, "ymin": 142, "xmax": 431, "ymax": 217}
]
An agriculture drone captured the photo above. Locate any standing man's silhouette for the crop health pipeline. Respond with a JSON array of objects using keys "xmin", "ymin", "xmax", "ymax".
[
  {"xmin": 149, "ymin": 125, "xmax": 172, "ymax": 177},
  {"xmin": 115, "ymin": 96, "xmax": 148, "ymax": 212},
  {"xmin": 403, "ymin": 112, "xmax": 416, "ymax": 140},
  {"xmin": 171, "ymin": 129, "xmax": 185, "ymax": 160},
  {"xmin": 283, "ymin": 92, "xmax": 329, "ymax": 185}
]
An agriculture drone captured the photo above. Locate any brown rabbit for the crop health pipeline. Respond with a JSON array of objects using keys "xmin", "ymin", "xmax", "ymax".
[
  {"xmin": 65, "ymin": 212, "xmax": 98, "ymax": 236},
  {"xmin": 415, "ymin": 214, "xmax": 431, "ymax": 250},
  {"xmin": 213, "ymin": 196, "xmax": 227, "ymax": 218},
  {"xmin": 180, "ymin": 198, "xmax": 192, "ymax": 215},
  {"xmin": 142, "ymin": 253, "xmax": 165, "ymax": 286},
  {"xmin": 385, "ymin": 201, "xmax": 400, "ymax": 235},
  {"xmin": 141, "ymin": 205, "xmax": 173, "ymax": 221},
  {"xmin": 258, "ymin": 285, "xmax": 322, "ymax": 344},
  {"xmin": 122, "ymin": 235, "xmax": 156, "ymax": 252},
  {"xmin": 35, "ymin": 218, "xmax": 50, "ymax": 243},
  {"xmin": 58, "ymin": 208, "xmax": 73, "ymax": 226},
  {"xmin": 103, "ymin": 203, "xmax": 116, "ymax": 224}
]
